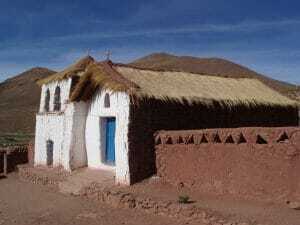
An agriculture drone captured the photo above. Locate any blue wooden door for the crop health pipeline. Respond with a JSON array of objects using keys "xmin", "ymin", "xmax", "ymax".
[{"xmin": 105, "ymin": 118, "xmax": 116, "ymax": 164}]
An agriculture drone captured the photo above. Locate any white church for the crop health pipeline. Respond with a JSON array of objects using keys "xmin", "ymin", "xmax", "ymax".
[{"xmin": 34, "ymin": 56, "xmax": 298, "ymax": 185}]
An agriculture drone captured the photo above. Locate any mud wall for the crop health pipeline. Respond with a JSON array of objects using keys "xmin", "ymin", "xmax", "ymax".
[
  {"xmin": 155, "ymin": 127, "xmax": 300, "ymax": 203},
  {"xmin": 0, "ymin": 146, "xmax": 28, "ymax": 173},
  {"xmin": 128, "ymin": 98, "xmax": 298, "ymax": 184},
  {"xmin": 27, "ymin": 140, "xmax": 34, "ymax": 166}
]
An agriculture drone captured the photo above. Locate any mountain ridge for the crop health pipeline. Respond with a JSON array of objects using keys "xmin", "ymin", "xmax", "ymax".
[
  {"xmin": 0, "ymin": 67, "xmax": 56, "ymax": 134},
  {"xmin": 0, "ymin": 53, "xmax": 298, "ymax": 134}
]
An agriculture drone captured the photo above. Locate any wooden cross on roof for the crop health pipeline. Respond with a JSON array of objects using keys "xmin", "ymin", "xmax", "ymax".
[
  {"xmin": 87, "ymin": 49, "xmax": 91, "ymax": 56},
  {"xmin": 105, "ymin": 50, "xmax": 112, "ymax": 60}
]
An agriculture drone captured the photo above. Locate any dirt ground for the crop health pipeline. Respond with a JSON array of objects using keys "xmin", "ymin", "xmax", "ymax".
[
  {"xmin": 125, "ymin": 178, "xmax": 300, "ymax": 225},
  {"xmin": 0, "ymin": 173, "xmax": 186, "ymax": 225},
  {"xmin": 2, "ymin": 172, "xmax": 300, "ymax": 225}
]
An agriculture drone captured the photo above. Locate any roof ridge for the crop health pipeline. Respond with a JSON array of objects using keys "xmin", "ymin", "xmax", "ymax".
[
  {"xmin": 113, "ymin": 62, "xmax": 260, "ymax": 81},
  {"xmin": 113, "ymin": 62, "xmax": 189, "ymax": 73},
  {"xmin": 97, "ymin": 61, "xmax": 140, "ymax": 90}
]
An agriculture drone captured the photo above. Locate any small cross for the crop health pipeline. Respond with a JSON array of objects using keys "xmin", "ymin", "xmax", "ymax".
[
  {"xmin": 86, "ymin": 49, "xmax": 91, "ymax": 56},
  {"xmin": 105, "ymin": 50, "xmax": 112, "ymax": 60}
]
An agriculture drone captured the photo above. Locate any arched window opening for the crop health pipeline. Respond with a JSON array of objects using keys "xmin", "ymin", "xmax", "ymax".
[
  {"xmin": 104, "ymin": 93, "xmax": 110, "ymax": 108},
  {"xmin": 44, "ymin": 89, "xmax": 50, "ymax": 112},
  {"xmin": 54, "ymin": 86, "xmax": 61, "ymax": 111}
]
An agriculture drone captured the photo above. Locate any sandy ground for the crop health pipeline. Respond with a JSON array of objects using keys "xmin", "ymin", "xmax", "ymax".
[
  {"xmin": 0, "ymin": 173, "xmax": 187, "ymax": 225},
  {"xmin": 126, "ymin": 178, "xmax": 300, "ymax": 225},
  {"xmin": 2, "ymin": 172, "xmax": 300, "ymax": 225}
]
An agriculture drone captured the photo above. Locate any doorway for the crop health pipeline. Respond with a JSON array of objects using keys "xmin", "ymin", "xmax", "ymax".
[
  {"xmin": 104, "ymin": 117, "xmax": 116, "ymax": 165},
  {"xmin": 46, "ymin": 140, "xmax": 54, "ymax": 166}
]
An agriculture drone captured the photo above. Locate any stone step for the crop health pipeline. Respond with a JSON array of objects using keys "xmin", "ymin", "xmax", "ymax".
[{"xmin": 58, "ymin": 168, "xmax": 115, "ymax": 195}]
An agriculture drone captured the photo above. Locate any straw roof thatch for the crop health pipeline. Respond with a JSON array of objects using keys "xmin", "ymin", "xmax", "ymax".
[
  {"xmin": 40, "ymin": 57, "xmax": 297, "ymax": 107},
  {"xmin": 114, "ymin": 66, "xmax": 296, "ymax": 107},
  {"xmin": 37, "ymin": 56, "xmax": 95, "ymax": 85},
  {"xmin": 70, "ymin": 62, "xmax": 139, "ymax": 101}
]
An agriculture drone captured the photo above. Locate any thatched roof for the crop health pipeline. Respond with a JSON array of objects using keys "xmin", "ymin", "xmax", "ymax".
[
  {"xmin": 114, "ymin": 66, "xmax": 296, "ymax": 107},
  {"xmin": 41, "ymin": 57, "xmax": 297, "ymax": 107},
  {"xmin": 70, "ymin": 62, "xmax": 138, "ymax": 101},
  {"xmin": 37, "ymin": 56, "xmax": 95, "ymax": 85}
]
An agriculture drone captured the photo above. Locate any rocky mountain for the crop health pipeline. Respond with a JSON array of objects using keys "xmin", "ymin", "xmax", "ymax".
[{"xmin": 0, "ymin": 67, "xmax": 56, "ymax": 134}]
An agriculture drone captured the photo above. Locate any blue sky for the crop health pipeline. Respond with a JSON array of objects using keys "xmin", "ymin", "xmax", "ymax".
[{"xmin": 0, "ymin": 0, "xmax": 300, "ymax": 84}]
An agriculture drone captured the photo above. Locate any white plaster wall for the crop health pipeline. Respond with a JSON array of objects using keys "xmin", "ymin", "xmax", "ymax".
[
  {"xmin": 85, "ymin": 89, "xmax": 131, "ymax": 185},
  {"xmin": 36, "ymin": 79, "xmax": 130, "ymax": 184},
  {"xmin": 34, "ymin": 102, "xmax": 88, "ymax": 170},
  {"xmin": 34, "ymin": 114, "xmax": 66, "ymax": 167},
  {"xmin": 35, "ymin": 78, "xmax": 88, "ymax": 170},
  {"xmin": 67, "ymin": 102, "xmax": 89, "ymax": 169},
  {"xmin": 39, "ymin": 78, "xmax": 72, "ymax": 113}
]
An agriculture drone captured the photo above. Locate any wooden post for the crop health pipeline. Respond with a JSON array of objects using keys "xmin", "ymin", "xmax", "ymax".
[{"xmin": 3, "ymin": 151, "xmax": 7, "ymax": 176}]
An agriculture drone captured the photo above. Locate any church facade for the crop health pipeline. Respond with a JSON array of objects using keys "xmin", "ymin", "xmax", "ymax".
[{"xmin": 34, "ymin": 56, "xmax": 298, "ymax": 185}]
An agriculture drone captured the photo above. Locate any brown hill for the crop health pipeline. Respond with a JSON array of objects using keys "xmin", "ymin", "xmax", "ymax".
[
  {"xmin": 0, "ymin": 67, "xmax": 56, "ymax": 134},
  {"xmin": 130, "ymin": 53, "xmax": 299, "ymax": 100},
  {"xmin": 0, "ymin": 53, "xmax": 298, "ymax": 135}
]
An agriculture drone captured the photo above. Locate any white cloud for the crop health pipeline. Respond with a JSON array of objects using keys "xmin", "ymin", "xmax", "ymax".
[
  {"xmin": 41, "ymin": 19, "xmax": 300, "ymax": 42},
  {"xmin": 1, "ymin": 18, "xmax": 300, "ymax": 84}
]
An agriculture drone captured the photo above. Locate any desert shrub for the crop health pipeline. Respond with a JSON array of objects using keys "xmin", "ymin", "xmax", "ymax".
[
  {"xmin": 0, "ymin": 132, "xmax": 33, "ymax": 147},
  {"xmin": 178, "ymin": 194, "xmax": 190, "ymax": 204}
]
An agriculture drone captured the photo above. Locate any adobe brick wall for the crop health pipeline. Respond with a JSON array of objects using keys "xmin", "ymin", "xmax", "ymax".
[
  {"xmin": 155, "ymin": 127, "xmax": 300, "ymax": 203},
  {"xmin": 0, "ymin": 146, "xmax": 29, "ymax": 173},
  {"xmin": 128, "ymin": 98, "xmax": 298, "ymax": 184},
  {"xmin": 27, "ymin": 140, "xmax": 35, "ymax": 166}
]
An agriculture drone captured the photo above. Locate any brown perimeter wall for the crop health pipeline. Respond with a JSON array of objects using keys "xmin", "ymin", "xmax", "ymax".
[
  {"xmin": 0, "ymin": 147, "xmax": 28, "ymax": 173},
  {"xmin": 127, "ymin": 98, "xmax": 298, "ymax": 184},
  {"xmin": 155, "ymin": 127, "xmax": 300, "ymax": 203}
]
